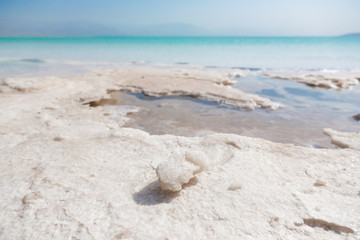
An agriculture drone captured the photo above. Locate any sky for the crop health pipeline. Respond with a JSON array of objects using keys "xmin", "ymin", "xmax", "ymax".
[{"xmin": 0, "ymin": 0, "xmax": 359, "ymax": 36}]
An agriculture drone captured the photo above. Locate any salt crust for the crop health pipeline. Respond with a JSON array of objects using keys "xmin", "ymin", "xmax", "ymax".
[
  {"xmin": 93, "ymin": 67, "xmax": 281, "ymax": 110},
  {"xmin": 0, "ymin": 67, "xmax": 359, "ymax": 239},
  {"xmin": 263, "ymin": 70, "xmax": 360, "ymax": 90},
  {"xmin": 323, "ymin": 128, "xmax": 360, "ymax": 151}
]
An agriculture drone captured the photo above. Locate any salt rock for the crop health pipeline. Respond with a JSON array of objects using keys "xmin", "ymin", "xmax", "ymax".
[
  {"xmin": 156, "ymin": 151, "xmax": 208, "ymax": 192},
  {"xmin": 353, "ymin": 113, "xmax": 360, "ymax": 121}
]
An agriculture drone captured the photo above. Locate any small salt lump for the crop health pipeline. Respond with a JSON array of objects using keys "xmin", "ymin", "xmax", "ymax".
[{"xmin": 156, "ymin": 151, "xmax": 208, "ymax": 192}]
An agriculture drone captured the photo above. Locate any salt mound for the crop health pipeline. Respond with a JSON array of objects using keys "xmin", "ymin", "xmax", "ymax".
[{"xmin": 156, "ymin": 151, "xmax": 208, "ymax": 192}]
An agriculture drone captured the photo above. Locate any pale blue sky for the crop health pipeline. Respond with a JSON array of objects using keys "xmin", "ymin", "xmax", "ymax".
[{"xmin": 0, "ymin": 0, "xmax": 359, "ymax": 36}]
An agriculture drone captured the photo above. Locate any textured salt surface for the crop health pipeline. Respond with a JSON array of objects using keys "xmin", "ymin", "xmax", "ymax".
[
  {"xmin": 90, "ymin": 67, "xmax": 281, "ymax": 110},
  {"xmin": 323, "ymin": 128, "xmax": 360, "ymax": 151},
  {"xmin": 0, "ymin": 66, "xmax": 359, "ymax": 239},
  {"xmin": 263, "ymin": 70, "xmax": 360, "ymax": 90}
]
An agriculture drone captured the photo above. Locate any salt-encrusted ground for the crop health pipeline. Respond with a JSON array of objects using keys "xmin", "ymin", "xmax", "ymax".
[
  {"xmin": 84, "ymin": 67, "xmax": 280, "ymax": 110},
  {"xmin": 0, "ymin": 67, "xmax": 359, "ymax": 240},
  {"xmin": 263, "ymin": 70, "xmax": 360, "ymax": 90}
]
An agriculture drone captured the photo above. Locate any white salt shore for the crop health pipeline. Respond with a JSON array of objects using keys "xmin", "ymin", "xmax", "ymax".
[
  {"xmin": 0, "ymin": 67, "xmax": 359, "ymax": 239},
  {"xmin": 263, "ymin": 70, "xmax": 360, "ymax": 90}
]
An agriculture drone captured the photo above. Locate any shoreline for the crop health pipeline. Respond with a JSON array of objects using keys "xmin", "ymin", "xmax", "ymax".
[{"xmin": 0, "ymin": 65, "xmax": 359, "ymax": 239}]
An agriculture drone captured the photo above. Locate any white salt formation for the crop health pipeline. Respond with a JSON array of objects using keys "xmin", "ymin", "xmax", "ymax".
[
  {"xmin": 156, "ymin": 155, "xmax": 198, "ymax": 192},
  {"xmin": 0, "ymin": 66, "xmax": 359, "ymax": 239},
  {"xmin": 89, "ymin": 67, "xmax": 281, "ymax": 110},
  {"xmin": 263, "ymin": 70, "xmax": 360, "ymax": 90},
  {"xmin": 323, "ymin": 128, "xmax": 360, "ymax": 151},
  {"xmin": 156, "ymin": 151, "xmax": 209, "ymax": 192}
]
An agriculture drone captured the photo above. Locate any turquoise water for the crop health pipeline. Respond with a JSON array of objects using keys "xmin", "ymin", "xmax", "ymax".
[{"xmin": 1, "ymin": 37, "xmax": 360, "ymax": 77}]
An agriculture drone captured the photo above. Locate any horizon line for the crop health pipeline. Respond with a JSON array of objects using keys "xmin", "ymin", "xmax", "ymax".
[{"xmin": 0, "ymin": 35, "xmax": 355, "ymax": 38}]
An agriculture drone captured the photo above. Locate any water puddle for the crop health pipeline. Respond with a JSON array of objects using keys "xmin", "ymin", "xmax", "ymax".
[{"xmin": 112, "ymin": 74, "xmax": 359, "ymax": 148}]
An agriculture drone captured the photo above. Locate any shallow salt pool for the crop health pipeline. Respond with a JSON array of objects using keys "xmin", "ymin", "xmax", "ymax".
[{"xmin": 116, "ymin": 73, "xmax": 360, "ymax": 148}]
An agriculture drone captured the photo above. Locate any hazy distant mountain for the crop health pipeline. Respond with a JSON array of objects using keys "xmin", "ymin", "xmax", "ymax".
[
  {"xmin": 341, "ymin": 32, "xmax": 360, "ymax": 37},
  {"xmin": 0, "ymin": 21, "xmax": 210, "ymax": 37},
  {"xmin": 124, "ymin": 23, "xmax": 210, "ymax": 36},
  {"xmin": 0, "ymin": 21, "xmax": 122, "ymax": 37}
]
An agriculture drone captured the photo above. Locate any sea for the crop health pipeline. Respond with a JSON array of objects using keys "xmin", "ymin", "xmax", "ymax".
[
  {"xmin": 1, "ymin": 37, "xmax": 359, "ymax": 148},
  {"xmin": 1, "ymin": 37, "xmax": 360, "ymax": 76}
]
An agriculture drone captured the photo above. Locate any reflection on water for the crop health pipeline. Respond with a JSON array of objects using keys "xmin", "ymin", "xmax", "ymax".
[
  {"xmin": 284, "ymin": 87, "xmax": 324, "ymax": 99},
  {"xmin": 118, "ymin": 74, "xmax": 359, "ymax": 149},
  {"xmin": 258, "ymin": 89, "xmax": 285, "ymax": 98}
]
